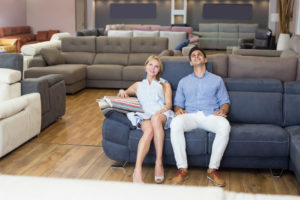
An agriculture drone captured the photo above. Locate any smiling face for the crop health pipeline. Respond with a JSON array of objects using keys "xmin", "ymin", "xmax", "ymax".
[
  {"xmin": 144, "ymin": 56, "xmax": 163, "ymax": 80},
  {"xmin": 189, "ymin": 49, "xmax": 207, "ymax": 67}
]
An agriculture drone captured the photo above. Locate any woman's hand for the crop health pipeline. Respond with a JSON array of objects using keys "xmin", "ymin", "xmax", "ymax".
[
  {"xmin": 118, "ymin": 89, "xmax": 128, "ymax": 98},
  {"xmin": 155, "ymin": 108, "xmax": 167, "ymax": 115}
]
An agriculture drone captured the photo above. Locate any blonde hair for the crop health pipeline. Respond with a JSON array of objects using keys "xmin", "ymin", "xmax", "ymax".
[
  {"xmin": 144, "ymin": 55, "xmax": 164, "ymax": 81},
  {"xmin": 144, "ymin": 55, "xmax": 166, "ymax": 94}
]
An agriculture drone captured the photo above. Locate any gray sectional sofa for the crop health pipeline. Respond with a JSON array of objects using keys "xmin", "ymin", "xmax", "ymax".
[
  {"xmin": 194, "ymin": 23, "xmax": 258, "ymax": 49},
  {"xmin": 102, "ymin": 54, "xmax": 300, "ymax": 184},
  {"xmin": 24, "ymin": 36, "xmax": 168, "ymax": 94}
]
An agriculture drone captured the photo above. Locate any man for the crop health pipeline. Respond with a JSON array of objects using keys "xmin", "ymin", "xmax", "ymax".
[{"xmin": 170, "ymin": 46, "xmax": 231, "ymax": 187}]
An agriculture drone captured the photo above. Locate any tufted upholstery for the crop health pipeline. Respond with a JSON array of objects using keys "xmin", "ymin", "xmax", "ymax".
[{"xmin": 25, "ymin": 36, "xmax": 168, "ymax": 93}]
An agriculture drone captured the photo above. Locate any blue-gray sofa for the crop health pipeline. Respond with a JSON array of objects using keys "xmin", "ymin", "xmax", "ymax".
[{"xmin": 102, "ymin": 57, "xmax": 300, "ymax": 184}]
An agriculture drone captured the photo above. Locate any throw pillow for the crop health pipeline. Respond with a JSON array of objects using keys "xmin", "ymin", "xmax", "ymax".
[
  {"xmin": 175, "ymin": 39, "xmax": 190, "ymax": 50},
  {"xmin": 98, "ymin": 96, "xmax": 144, "ymax": 113},
  {"xmin": 40, "ymin": 48, "xmax": 65, "ymax": 66}
]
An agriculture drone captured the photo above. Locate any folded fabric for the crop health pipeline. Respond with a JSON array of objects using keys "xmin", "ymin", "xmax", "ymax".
[
  {"xmin": 175, "ymin": 39, "xmax": 190, "ymax": 50},
  {"xmin": 97, "ymin": 96, "xmax": 144, "ymax": 113}
]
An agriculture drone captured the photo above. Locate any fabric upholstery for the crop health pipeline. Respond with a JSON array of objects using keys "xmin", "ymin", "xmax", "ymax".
[
  {"xmin": 96, "ymin": 37, "xmax": 130, "ymax": 53},
  {"xmin": 87, "ymin": 65, "xmax": 123, "ymax": 80},
  {"xmin": 93, "ymin": 53, "xmax": 128, "ymax": 65},
  {"xmin": 133, "ymin": 30, "xmax": 159, "ymax": 37},
  {"xmin": 0, "ymin": 68, "xmax": 21, "ymax": 84},
  {"xmin": 21, "ymin": 40, "xmax": 61, "ymax": 56},
  {"xmin": 62, "ymin": 52, "xmax": 95, "ymax": 65},
  {"xmin": 130, "ymin": 37, "xmax": 168, "ymax": 53},
  {"xmin": 228, "ymin": 55, "xmax": 297, "ymax": 82},
  {"xmin": 40, "ymin": 48, "xmax": 65, "ymax": 66},
  {"xmin": 108, "ymin": 30, "xmax": 133, "ymax": 37},
  {"xmin": 36, "ymin": 31, "xmax": 48, "ymax": 41},
  {"xmin": 62, "ymin": 36, "xmax": 96, "ymax": 53},
  {"xmin": 283, "ymin": 82, "xmax": 300, "ymax": 126},
  {"xmin": 159, "ymin": 31, "xmax": 187, "ymax": 49}
]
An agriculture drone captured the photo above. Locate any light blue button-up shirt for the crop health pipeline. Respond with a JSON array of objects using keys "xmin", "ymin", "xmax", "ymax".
[{"xmin": 174, "ymin": 71, "xmax": 230, "ymax": 115}]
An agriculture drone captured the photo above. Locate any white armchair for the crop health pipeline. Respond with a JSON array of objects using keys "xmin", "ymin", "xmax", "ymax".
[{"xmin": 0, "ymin": 67, "xmax": 41, "ymax": 157}]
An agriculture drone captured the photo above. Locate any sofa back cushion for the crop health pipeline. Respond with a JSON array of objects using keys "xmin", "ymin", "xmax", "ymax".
[
  {"xmin": 0, "ymin": 26, "xmax": 31, "ymax": 37},
  {"xmin": 159, "ymin": 31, "xmax": 186, "ymax": 49},
  {"xmin": 131, "ymin": 37, "xmax": 168, "ymax": 53},
  {"xmin": 228, "ymin": 55, "xmax": 297, "ymax": 82},
  {"xmin": 207, "ymin": 54, "xmax": 228, "ymax": 78},
  {"xmin": 283, "ymin": 81, "xmax": 300, "ymax": 126},
  {"xmin": 219, "ymin": 24, "xmax": 238, "ymax": 39},
  {"xmin": 62, "ymin": 52, "xmax": 95, "ymax": 65},
  {"xmin": 40, "ymin": 48, "xmax": 65, "ymax": 66},
  {"xmin": 96, "ymin": 36, "xmax": 130, "ymax": 53},
  {"xmin": 133, "ymin": 30, "xmax": 159, "ymax": 37},
  {"xmin": 226, "ymin": 78, "xmax": 283, "ymax": 125},
  {"xmin": 61, "ymin": 36, "xmax": 96, "ymax": 53},
  {"xmin": 107, "ymin": 30, "xmax": 133, "ymax": 37}
]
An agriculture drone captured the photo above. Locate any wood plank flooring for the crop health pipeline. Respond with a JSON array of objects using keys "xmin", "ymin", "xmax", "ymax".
[{"xmin": 0, "ymin": 88, "xmax": 299, "ymax": 195}]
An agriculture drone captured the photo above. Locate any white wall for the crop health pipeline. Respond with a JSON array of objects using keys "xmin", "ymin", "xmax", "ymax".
[
  {"xmin": 26, "ymin": 0, "xmax": 76, "ymax": 35},
  {"xmin": 296, "ymin": 0, "xmax": 300, "ymax": 35},
  {"xmin": 0, "ymin": 0, "xmax": 27, "ymax": 26}
]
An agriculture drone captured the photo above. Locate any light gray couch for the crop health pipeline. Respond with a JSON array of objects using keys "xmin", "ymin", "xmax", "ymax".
[
  {"xmin": 194, "ymin": 23, "xmax": 258, "ymax": 50},
  {"xmin": 24, "ymin": 36, "xmax": 168, "ymax": 94}
]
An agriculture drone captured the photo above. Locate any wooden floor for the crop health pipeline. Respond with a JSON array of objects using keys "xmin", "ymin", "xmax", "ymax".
[{"xmin": 0, "ymin": 88, "xmax": 300, "ymax": 195}]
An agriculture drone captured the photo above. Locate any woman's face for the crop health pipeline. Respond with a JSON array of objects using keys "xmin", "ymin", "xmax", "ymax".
[{"xmin": 145, "ymin": 59, "xmax": 161, "ymax": 78}]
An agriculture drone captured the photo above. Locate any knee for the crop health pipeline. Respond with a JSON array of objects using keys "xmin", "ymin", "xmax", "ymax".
[
  {"xmin": 170, "ymin": 115, "xmax": 185, "ymax": 130},
  {"xmin": 151, "ymin": 114, "xmax": 162, "ymax": 128},
  {"xmin": 143, "ymin": 129, "xmax": 154, "ymax": 140},
  {"xmin": 217, "ymin": 118, "xmax": 231, "ymax": 136}
]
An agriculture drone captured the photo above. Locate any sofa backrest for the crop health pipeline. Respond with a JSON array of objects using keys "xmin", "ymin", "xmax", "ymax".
[
  {"xmin": 94, "ymin": 37, "xmax": 130, "ymax": 65},
  {"xmin": 61, "ymin": 36, "xmax": 96, "ymax": 64},
  {"xmin": 283, "ymin": 81, "xmax": 300, "ymax": 126},
  {"xmin": 228, "ymin": 55, "xmax": 298, "ymax": 82},
  {"xmin": 238, "ymin": 24, "xmax": 258, "ymax": 39},
  {"xmin": 128, "ymin": 37, "xmax": 168, "ymax": 65},
  {"xmin": 226, "ymin": 78, "xmax": 283, "ymax": 125},
  {"xmin": 0, "ymin": 26, "xmax": 31, "ymax": 37}
]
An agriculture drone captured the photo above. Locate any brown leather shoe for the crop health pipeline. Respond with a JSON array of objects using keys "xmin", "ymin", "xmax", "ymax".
[
  {"xmin": 171, "ymin": 168, "xmax": 188, "ymax": 185},
  {"xmin": 206, "ymin": 169, "xmax": 225, "ymax": 187}
]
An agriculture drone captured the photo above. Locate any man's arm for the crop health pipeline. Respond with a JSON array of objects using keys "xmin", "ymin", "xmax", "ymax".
[{"xmin": 214, "ymin": 103, "xmax": 229, "ymax": 117}]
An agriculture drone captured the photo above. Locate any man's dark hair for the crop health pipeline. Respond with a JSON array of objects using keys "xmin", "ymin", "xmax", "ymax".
[{"xmin": 188, "ymin": 46, "xmax": 207, "ymax": 61}]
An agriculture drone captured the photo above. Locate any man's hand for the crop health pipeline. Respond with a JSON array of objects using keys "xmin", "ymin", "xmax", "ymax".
[
  {"xmin": 175, "ymin": 107, "xmax": 187, "ymax": 116},
  {"xmin": 214, "ymin": 109, "xmax": 227, "ymax": 117},
  {"xmin": 118, "ymin": 89, "xmax": 128, "ymax": 98}
]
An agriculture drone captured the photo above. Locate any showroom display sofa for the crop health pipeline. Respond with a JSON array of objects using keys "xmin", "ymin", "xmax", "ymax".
[
  {"xmin": 25, "ymin": 36, "xmax": 169, "ymax": 94},
  {"xmin": 0, "ymin": 26, "xmax": 59, "ymax": 52},
  {"xmin": 0, "ymin": 53, "xmax": 66, "ymax": 130},
  {"xmin": 102, "ymin": 55, "xmax": 300, "ymax": 184},
  {"xmin": 194, "ymin": 23, "xmax": 258, "ymax": 50},
  {"xmin": 233, "ymin": 35, "xmax": 300, "ymax": 57},
  {"xmin": 0, "ymin": 55, "xmax": 41, "ymax": 158}
]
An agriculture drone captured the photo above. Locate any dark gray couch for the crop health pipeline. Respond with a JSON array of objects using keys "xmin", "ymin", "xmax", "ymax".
[
  {"xmin": 102, "ymin": 59, "xmax": 300, "ymax": 184},
  {"xmin": 0, "ymin": 53, "xmax": 66, "ymax": 130}
]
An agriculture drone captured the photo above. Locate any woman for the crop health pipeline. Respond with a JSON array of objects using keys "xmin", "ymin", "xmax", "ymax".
[{"xmin": 118, "ymin": 55, "xmax": 174, "ymax": 183}]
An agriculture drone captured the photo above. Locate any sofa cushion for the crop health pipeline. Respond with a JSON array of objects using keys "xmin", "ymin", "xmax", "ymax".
[
  {"xmin": 219, "ymin": 24, "xmax": 238, "ymax": 33},
  {"xmin": 285, "ymin": 126, "xmax": 300, "ymax": 171},
  {"xmin": 60, "ymin": 52, "xmax": 94, "ymax": 65},
  {"xmin": 131, "ymin": 37, "xmax": 168, "ymax": 53},
  {"xmin": 150, "ymin": 26, "xmax": 172, "ymax": 31},
  {"xmin": 208, "ymin": 124, "xmax": 289, "ymax": 157},
  {"xmin": 87, "ymin": 65, "xmax": 123, "ymax": 80},
  {"xmin": 0, "ymin": 68, "xmax": 21, "ymax": 84},
  {"xmin": 96, "ymin": 37, "xmax": 130, "ymax": 53},
  {"xmin": 93, "ymin": 53, "xmax": 128, "ymax": 65},
  {"xmin": 36, "ymin": 31, "xmax": 48, "ymax": 41},
  {"xmin": 207, "ymin": 54, "xmax": 228, "ymax": 78},
  {"xmin": 122, "ymin": 65, "xmax": 145, "ymax": 81},
  {"xmin": 159, "ymin": 31, "xmax": 187, "ymax": 49},
  {"xmin": 228, "ymin": 55, "xmax": 297, "ymax": 82},
  {"xmin": 21, "ymin": 40, "xmax": 61, "ymax": 56},
  {"xmin": 133, "ymin": 30, "xmax": 159, "ymax": 37},
  {"xmin": 107, "ymin": 30, "xmax": 133, "ymax": 37},
  {"xmin": 175, "ymin": 39, "xmax": 190, "ymax": 50},
  {"xmin": 61, "ymin": 36, "xmax": 96, "ymax": 52},
  {"xmin": 128, "ymin": 53, "xmax": 154, "ymax": 65},
  {"xmin": 40, "ymin": 48, "xmax": 65, "ymax": 66},
  {"xmin": 24, "ymin": 64, "xmax": 86, "ymax": 85},
  {"xmin": 199, "ymin": 23, "xmax": 219, "ymax": 32},
  {"xmin": 280, "ymin": 49, "xmax": 297, "ymax": 57},
  {"xmin": 225, "ymin": 78, "xmax": 283, "ymax": 125},
  {"xmin": 283, "ymin": 82, "xmax": 300, "ymax": 126}
]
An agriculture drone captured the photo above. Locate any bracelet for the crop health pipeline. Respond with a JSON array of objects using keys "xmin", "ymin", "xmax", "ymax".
[{"xmin": 163, "ymin": 107, "xmax": 168, "ymax": 112}]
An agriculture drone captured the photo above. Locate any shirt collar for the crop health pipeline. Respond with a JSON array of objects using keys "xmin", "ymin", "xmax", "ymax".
[{"xmin": 192, "ymin": 70, "xmax": 209, "ymax": 79}]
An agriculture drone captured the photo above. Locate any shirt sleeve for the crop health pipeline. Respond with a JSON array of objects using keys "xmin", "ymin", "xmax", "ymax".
[
  {"xmin": 216, "ymin": 78, "xmax": 230, "ymax": 107},
  {"xmin": 174, "ymin": 79, "xmax": 185, "ymax": 109}
]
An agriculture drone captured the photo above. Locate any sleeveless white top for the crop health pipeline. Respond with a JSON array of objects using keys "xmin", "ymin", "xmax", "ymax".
[{"xmin": 127, "ymin": 78, "xmax": 174, "ymax": 129}]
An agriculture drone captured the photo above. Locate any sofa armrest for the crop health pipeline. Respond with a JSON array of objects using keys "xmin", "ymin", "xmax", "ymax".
[
  {"xmin": 0, "ymin": 96, "xmax": 28, "ymax": 119},
  {"xmin": 22, "ymin": 76, "xmax": 50, "ymax": 115},
  {"xmin": 27, "ymin": 56, "xmax": 47, "ymax": 68},
  {"xmin": 104, "ymin": 110, "xmax": 135, "ymax": 129}
]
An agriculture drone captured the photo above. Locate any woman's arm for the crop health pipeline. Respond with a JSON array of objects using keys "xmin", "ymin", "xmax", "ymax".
[
  {"xmin": 156, "ymin": 82, "xmax": 173, "ymax": 114},
  {"xmin": 118, "ymin": 82, "xmax": 138, "ymax": 98}
]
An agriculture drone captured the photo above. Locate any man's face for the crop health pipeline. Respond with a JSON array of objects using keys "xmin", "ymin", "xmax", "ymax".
[{"xmin": 190, "ymin": 50, "xmax": 207, "ymax": 66}]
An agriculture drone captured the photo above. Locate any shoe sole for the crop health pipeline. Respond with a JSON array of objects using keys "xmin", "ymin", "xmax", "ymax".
[{"xmin": 206, "ymin": 176, "xmax": 225, "ymax": 187}]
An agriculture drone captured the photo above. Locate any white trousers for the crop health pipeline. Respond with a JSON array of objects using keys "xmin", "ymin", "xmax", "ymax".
[{"xmin": 170, "ymin": 111, "xmax": 231, "ymax": 169}]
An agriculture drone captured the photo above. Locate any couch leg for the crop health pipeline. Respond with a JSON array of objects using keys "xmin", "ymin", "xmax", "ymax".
[
  {"xmin": 110, "ymin": 161, "xmax": 127, "ymax": 173},
  {"xmin": 269, "ymin": 168, "xmax": 284, "ymax": 178}
]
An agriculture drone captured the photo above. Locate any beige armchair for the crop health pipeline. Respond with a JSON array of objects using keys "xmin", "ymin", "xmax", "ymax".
[
  {"xmin": 0, "ymin": 38, "xmax": 17, "ymax": 53},
  {"xmin": 0, "ymin": 68, "xmax": 41, "ymax": 157}
]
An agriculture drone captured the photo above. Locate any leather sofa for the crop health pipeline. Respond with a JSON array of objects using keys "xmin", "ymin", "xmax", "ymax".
[
  {"xmin": 24, "ymin": 36, "xmax": 169, "ymax": 94},
  {"xmin": 0, "ymin": 26, "xmax": 59, "ymax": 52},
  {"xmin": 0, "ymin": 53, "xmax": 66, "ymax": 130},
  {"xmin": 193, "ymin": 23, "xmax": 258, "ymax": 50},
  {"xmin": 102, "ymin": 54, "xmax": 300, "ymax": 184}
]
